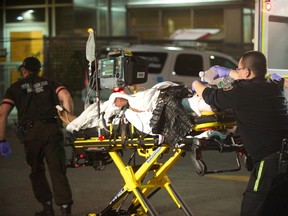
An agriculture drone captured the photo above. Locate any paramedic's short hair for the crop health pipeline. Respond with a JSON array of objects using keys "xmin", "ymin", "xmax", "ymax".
[{"xmin": 240, "ymin": 51, "xmax": 267, "ymax": 77}]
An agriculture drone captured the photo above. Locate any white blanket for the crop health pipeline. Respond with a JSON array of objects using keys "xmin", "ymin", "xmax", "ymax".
[
  {"xmin": 66, "ymin": 100, "xmax": 121, "ymax": 132},
  {"xmin": 66, "ymin": 81, "xmax": 213, "ymax": 134}
]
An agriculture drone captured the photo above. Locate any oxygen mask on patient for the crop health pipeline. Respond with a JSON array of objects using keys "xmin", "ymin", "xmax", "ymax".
[
  {"xmin": 199, "ymin": 69, "xmax": 234, "ymax": 89},
  {"xmin": 199, "ymin": 68, "xmax": 221, "ymax": 85}
]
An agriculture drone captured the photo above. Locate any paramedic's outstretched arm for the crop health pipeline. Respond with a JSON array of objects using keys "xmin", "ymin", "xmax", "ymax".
[
  {"xmin": 202, "ymin": 66, "xmax": 239, "ymax": 84},
  {"xmin": 192, "ymin": 80, "xmax": 207, "ymax": 98},
  {"xmin": 211, "ymin": 65, "xmax": 239, "ymax": 80},
  {"xmin": 58, "ymin": 88, "xmax": 74, "ymax": 114},
  {"xmin": 0, "ymin": 103, "xmax": 13, "ymax": 140},
  {"xmin": 229, "ymin": 70, "xmax": 239, "ymax": 80}
]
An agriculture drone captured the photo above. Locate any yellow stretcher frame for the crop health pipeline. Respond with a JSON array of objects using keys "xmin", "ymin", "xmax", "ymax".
[
  {"xmin": 72, "ymin": 111, "xmax": 240, "ymax": 215},
  {"xmin": 74, "ymin": 137, "xmax": 194, "ymax": 216},
  {"xmin": 192, "ymin": 111, "xmax": 236, "ymax": 131}
]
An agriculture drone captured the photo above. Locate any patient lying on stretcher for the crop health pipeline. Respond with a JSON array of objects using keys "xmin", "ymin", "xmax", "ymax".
[{"xmin": 58, "ymin": 81, "xmax": 215, "ymax": 136}]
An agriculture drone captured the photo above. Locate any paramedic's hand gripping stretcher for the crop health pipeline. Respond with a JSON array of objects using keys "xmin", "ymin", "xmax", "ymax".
[{"xmin": 58, "ymin": 51, "xmax": 247, "ymax": 216}]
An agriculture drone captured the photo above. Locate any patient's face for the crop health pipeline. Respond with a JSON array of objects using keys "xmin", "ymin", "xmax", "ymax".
[{"xmin": 115, "ymin": 97, "xmax": 128, "ymax": 108}]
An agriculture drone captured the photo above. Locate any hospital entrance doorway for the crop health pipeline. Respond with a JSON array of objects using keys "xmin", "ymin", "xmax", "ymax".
[{"xmin": 2, "ymin": 24, "xmax": 46, "ymax": 95}]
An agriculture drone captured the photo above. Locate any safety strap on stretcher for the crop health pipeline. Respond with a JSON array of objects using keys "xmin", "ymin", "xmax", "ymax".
[{"xmin": 192, "ymin": 111, "xmax": 236, "ymax": 131}]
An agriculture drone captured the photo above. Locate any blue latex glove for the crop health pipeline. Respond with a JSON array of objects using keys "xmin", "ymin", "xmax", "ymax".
[
  {"xmin": 212, "ymin": 65, "xmax": 230, "ymax": 79},
  {"xmin": 0, "ymin": 140, "xmax": 12, "ymax": 157},
  {"xmin": 270, "ymin": 73, "xmax": 282, "ymax": 81}
]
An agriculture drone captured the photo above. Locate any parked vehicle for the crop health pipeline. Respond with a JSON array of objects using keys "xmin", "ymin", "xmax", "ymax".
[
  {"xmin": 94, "ymin": 44, "xmax": 237, "ymax": 100},
  {"xmin": 126, "ymin": 44, "xmax": 237, "ymax": 90}
]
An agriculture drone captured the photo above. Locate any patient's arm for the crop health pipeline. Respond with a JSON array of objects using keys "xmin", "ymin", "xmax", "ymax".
[
  {"xmin": 184, "ymin": 94, "xmax": 213, "ymax": 116},
  {"xmin": 57, "ymin": 110, "xmax": 77, "ymax": 126},
  {"xmin": 129, "ymin": 106, "xmax": 143, "ymax": 113}
]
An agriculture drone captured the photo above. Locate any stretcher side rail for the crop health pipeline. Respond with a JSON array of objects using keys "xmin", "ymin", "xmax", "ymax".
[
  {"xmin": 66, "ymin": 109, "xmax": 245, "ymax": 174},
  {"xmin": 191, "ymin": 111, "xmax": 236, "ymax": 132},
  {"xmin": 66, "ymin": 135, "xmax": 160, "ymax": 170}
]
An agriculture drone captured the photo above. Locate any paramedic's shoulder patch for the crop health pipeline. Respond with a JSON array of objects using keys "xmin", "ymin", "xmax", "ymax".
[
  {"xmin": 223, "ymin": 80, "xmax": 238, "ymax": 91},
  {"xmin": 223, "ymin": 79, "xmax": 249, "ymax": 91},
  {"xmin": 223, "ymin": 85, "xmax": 233, "ymax": 91}
]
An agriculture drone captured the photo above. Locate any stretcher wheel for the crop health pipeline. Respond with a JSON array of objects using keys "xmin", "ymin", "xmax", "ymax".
[{"xmin": 190, "ymin": 154, "xmax": 207, "ymax": 176}]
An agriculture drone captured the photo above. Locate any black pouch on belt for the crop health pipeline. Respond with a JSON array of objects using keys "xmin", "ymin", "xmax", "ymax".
[
  {"xmin": 278, "ymin": 138, "xmax": 288, "ymax": 174},
  {"xmin": 13, "ymin": 120, "xmax": 25, "ymax": 144}
]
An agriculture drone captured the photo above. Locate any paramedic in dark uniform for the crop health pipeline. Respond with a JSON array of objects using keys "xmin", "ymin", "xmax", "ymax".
[
  {"xmin": 0, "ymin": 57, "xmax": 74, "ymax": 216},
  {"xmin": 192, "ymin": 50, "xmax": 288, "ymax": 216}
]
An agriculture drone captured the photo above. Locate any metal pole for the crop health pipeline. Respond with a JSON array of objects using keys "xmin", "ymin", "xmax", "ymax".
[{"xmin": 107, "ymin": 0, "xmax": 112, "ymax": 36}]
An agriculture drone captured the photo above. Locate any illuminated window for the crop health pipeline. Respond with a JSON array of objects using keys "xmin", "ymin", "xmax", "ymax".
[
  {"xmin": 162, "ymin": 9, "xmax": 191, "ymax": 39},
  {"xmin": 128, "ymin": 9, "xmax": 159, "ymax": 39},
  {"xmin": 243, "ymin": 8, "xmax": 254, "ymax": 43},
  {"xmin": 6, "ymin": 9, "xmax": 45, "ymax": 23},
  {"xmin": 6, "ymin": 0, "xmax": 45, "ymax": 6},
  {"xmin": 194, "ymin": 9, "xmax": 223, "ymax": 29}
]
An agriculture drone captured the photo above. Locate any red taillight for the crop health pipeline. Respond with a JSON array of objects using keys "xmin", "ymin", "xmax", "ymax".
[{"xmin": 265, "ymin": 2, "xmax": 271, "ymax": 11}]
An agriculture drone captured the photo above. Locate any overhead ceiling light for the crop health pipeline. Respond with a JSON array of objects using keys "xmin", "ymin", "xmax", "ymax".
[{"xmin": 17, "ymin": 16, "xmax": 23, "ymax": 21}]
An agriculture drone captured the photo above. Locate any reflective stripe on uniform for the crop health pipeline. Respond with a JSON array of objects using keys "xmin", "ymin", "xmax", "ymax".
[
  {"xmin": 55, "ymin": 86, "xmax": 66, "ymax": 94},
  {"xmin": 254, "ymin": 160, "xmax": 265, "ymax": 192},
  {"xmin": 1, "ymin": 98, "xmax": 15, "ymax": 107}
]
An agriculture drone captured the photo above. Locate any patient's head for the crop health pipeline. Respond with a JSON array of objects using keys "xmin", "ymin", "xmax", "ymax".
[{"xmin": 114, "ymin": 97, "xmax": 128, "ymax": 108}]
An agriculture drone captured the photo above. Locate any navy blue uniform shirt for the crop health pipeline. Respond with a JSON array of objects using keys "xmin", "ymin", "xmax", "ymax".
[
  {"xmin": 3, "ymin": 74, "xmax": 64, "ymax": 126},
  {"xmin": 202, "ymin": 77, "xmax": 288, "ymax": 161}
]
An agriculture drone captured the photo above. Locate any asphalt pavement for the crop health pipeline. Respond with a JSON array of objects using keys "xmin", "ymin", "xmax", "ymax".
[{"xmin": 0, "ymin": 102, "xmax": 250, "ymax": 216}]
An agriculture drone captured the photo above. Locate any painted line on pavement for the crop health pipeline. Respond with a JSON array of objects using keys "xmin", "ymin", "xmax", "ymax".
[{"xmin": 205, "ymin": 174, "xmax": 249, "ymax": 182}]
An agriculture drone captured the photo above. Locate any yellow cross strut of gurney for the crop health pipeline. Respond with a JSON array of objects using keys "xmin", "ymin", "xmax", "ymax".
[
  {"xmin": 74, "ymin": 137, "xmax": 194, "ymax": 215},
  {"xmin": 112, "ymin": 146, "xmax": 193, "ymax": 215},
  {"xmin": 131, "ymin": 147, "xmax": 186, "ymax": 209}
]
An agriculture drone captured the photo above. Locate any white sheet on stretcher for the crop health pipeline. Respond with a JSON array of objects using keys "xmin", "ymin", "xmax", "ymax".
[
  {"xmin": 66, "ymin": 100, "xmax": 121, "ymax": 132},
  {"xmin": 66, "ymin": 81, "xmax": 177, "ymax": 133},
  {"xmin": 66, "ymin": 81, "xmax": 213, "ymax": 134}
]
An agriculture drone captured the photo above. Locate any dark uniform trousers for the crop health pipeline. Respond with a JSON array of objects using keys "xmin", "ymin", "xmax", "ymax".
[
  {"xmin": 241, "ymin": 154, "xmax": 288, "ymax": 216},
  {"xmin": 23, "ymin": 122, "xmax": 73, "ymax": 206}
]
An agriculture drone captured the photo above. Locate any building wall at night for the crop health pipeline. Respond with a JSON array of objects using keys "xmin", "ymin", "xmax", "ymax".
[{"xmin": 0, "ymin": 0, "xmax": 254, "ymax": 98}]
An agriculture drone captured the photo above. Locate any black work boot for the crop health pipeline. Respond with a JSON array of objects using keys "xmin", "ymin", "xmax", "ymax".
[
  {"xmin": 61, "ymin": 205, "xmax": 72, "ymax": 216},
  {"xmin": 35, "ymin": 202, "xmax": 55, "ymax": 216}
]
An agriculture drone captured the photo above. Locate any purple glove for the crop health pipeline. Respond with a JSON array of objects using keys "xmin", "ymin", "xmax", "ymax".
[
  {"xmin": 212, "ymin": 65, "xmax": 230, "ymax": 79},
  {"xmin": 0, "ymin": 140, "xmax": 12, "ymax": 157},
  {"xmin": 270, "ymin": 73, "xmax": 282, "ymax": 81}
]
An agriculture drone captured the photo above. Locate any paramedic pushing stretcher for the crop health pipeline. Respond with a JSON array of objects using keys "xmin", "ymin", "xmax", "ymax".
[
  {"xmin": 193, "ymin": 50, "xmax": 288, "ymax": 216},
  {"xmin": 0, "ymin": 57, "xmax": 73, "ymax": 216}
]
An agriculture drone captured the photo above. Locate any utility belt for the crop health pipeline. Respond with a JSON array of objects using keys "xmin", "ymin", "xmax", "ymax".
[
  {"xmin": 278, "ymin": 138, "xmax": 288, "ymax": 174},
  {"xmin": 263, "ymin": 139, "xmax": 288, "ymax": 174},
  {"xmin": 22, "ymin": 118, "xmax": 59, "ymax": 131}
]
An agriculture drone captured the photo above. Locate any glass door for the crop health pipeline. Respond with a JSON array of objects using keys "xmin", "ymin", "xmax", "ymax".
[{"xmin": 3, "ymin": 24, "xmax": 47, "ymax": 86}]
